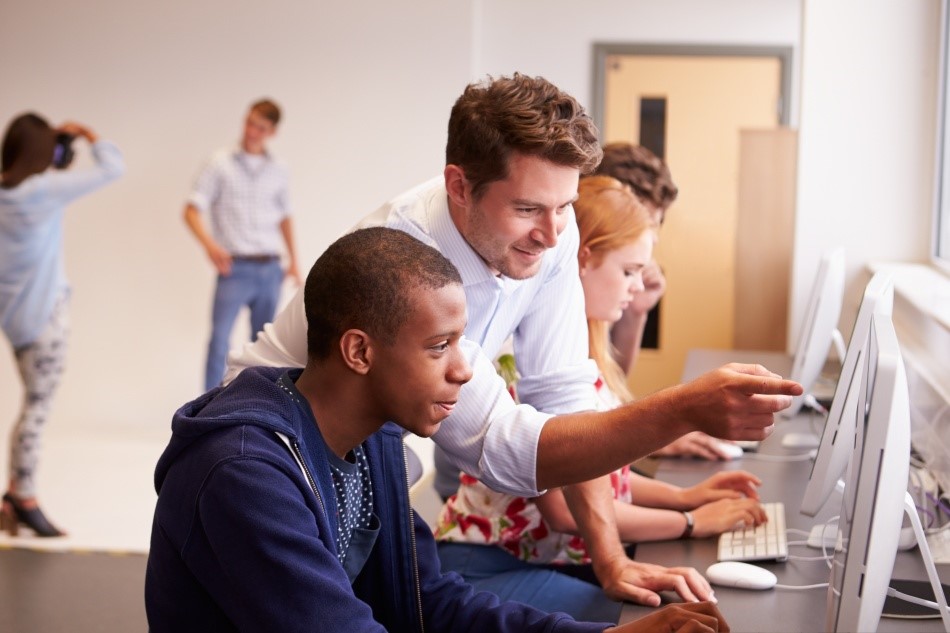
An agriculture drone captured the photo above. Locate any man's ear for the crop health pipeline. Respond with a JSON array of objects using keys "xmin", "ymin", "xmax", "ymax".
[
  {"xmin": 339, "ymin": 329, "xmax": 372, "ymax": 375},
  {"xmin": 444, "ymin": 164, "xmax": 470, "ymax": 210},
  {"xmin": 577, "ymin": 245, "xmax": 592, "ymax": 276}
]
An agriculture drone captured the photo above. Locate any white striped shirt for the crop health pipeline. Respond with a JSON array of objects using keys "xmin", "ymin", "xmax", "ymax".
[
  {"xmin": 187, "ymin": 148, "xmax": 290, "ymax": 255},
  {"xmin": 225, "ymin": 177, "xmax": 597, "ymax": 497}
]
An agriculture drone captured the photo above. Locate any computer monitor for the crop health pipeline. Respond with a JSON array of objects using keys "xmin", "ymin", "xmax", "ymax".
[
  {"xmin": 783, "ymin": 248, "xmax": 846, "ymax": 418},
  {"xmin": 800, "ymin": 271, "xmax": 894, "ymax": 517},
  {"xmin": 827, "ymin": 312, "xmax": 910, "ymax": 633}
]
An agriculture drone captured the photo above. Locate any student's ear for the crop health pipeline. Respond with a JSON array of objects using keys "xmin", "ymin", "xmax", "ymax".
[
  {"xmin": 339, "ymin": 329, "xmax": 372, "ymax": 375},
  {"xmin": 444, "ymin": 164, "xmax": 471, "ymax": 210},
  {"xmin": 577, "ymin": 245, "xmax": 592, "ymax": 276}
]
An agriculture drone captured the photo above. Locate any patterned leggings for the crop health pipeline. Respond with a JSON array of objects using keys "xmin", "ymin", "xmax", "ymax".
[{"xmin": 9, "ymin": 294, "xmax": 69, "ymax": 498}]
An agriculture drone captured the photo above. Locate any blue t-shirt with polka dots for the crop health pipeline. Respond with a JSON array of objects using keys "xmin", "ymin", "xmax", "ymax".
[{"xmin": 277, "ymin": 371, "xmax": 379, "ymax": 582}]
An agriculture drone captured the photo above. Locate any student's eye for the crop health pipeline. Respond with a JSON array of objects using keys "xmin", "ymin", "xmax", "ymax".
[
  {"xmin": 430, "ymin": 341, "xmax": 450, "ymax": 353},
  {"xmin": 516, "ymin": 208, "xmax": 535, "ymax": 215}
]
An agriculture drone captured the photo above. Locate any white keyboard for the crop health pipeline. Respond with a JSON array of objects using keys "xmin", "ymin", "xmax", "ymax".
[{"xmin": 717, "ymin": 501, "xmax": 788, "ymax": 562}]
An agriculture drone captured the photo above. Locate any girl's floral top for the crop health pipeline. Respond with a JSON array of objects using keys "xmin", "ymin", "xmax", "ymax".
[{"xmin": 434, "ymin": 377, "xmax": 631, "ymax": 565}]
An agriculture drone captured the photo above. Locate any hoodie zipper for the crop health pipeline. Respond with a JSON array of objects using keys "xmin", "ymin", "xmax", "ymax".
[
  {"xmin": 290, "ymin": 440, "xmax": 326, "ymax": 518},
  {"xmin": 403, "ymin": 442, "xmax": 425, "ymax": 633}
]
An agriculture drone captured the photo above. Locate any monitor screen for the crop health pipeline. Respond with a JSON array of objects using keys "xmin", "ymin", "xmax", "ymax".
[
  {"xmin": 800, "ymin": 271, "xmax": 894, "ymax": 517},
  {"xmin": 784, "ymin": 248, "xmax": 846, "ymax": 418},
  {"xmin": 827, "ymin": 312, "xmax": 910, "ymax": 633}
]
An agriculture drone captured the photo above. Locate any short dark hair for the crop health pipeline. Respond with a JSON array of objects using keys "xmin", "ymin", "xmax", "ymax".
[
  {"xmin": 1, "ymin": 112, "xmax": 55, "ymax": 189},
  {"xmin": 445, "ymin": 73, "xmax": 603, "ymax": 200},
  {"xmin": 250, "ymin": 99, "xmax": 281, "ymax": 126},
  {"xmin": 304, "ymin": 227, "xmax": 463, "ymax": 360},
  {"xmin": 594, "ymin": 143, "xmax": 678, "ymax": 211}
]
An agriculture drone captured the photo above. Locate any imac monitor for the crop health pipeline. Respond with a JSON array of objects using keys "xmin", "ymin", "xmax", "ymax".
[
  {"xmin": 827, "ymin": 312, "xmax": 910, "ymax": 633},
  {"xmin": 783, "ymin": 248, "xmax": 846, "ymax": 418},
  {"xmin": 800, "ymin": 271, "xmax": 894, "ymax": 517}
]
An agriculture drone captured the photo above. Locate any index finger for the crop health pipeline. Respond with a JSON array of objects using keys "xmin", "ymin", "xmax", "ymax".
[
  {"xmin": 727, "ymin": 363, "xmax": 782, "ymax": 379},
  {"xmin": 669, "ymin": 567, "xmax": 713, "ymax": 601},
  {"xmin": 742, "ymin": 374, "xmax": 803, "ymax": 397}
]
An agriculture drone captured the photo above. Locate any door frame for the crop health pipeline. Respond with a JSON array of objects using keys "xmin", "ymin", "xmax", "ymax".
[{"xmin": 590, "ymin": 44, "xmax": 794, "ymax": 136}]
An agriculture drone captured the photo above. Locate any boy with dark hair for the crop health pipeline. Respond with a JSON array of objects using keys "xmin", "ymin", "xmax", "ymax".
[
  {"xmin": 145, "ymin": 227, "xmax": 728, "ymax": 633},
  {"xmin": 227, "ymin": 73, "xmax": 801, "ymax": 610}
]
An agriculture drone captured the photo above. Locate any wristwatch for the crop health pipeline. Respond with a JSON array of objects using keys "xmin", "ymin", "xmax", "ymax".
[{"xmin": 680, "ymin": 511, "xmax": 695, "ymax": 539}]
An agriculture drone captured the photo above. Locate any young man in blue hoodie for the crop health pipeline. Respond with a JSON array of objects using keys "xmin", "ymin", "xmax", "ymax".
[{"xmin": 145, "ymin": 227, "xmax": 729, "ymax": 632}]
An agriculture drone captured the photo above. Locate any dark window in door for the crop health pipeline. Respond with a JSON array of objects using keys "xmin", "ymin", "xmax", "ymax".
[{"xmin": 638, "ymin": 97, "xmax": 667, "ymax": 350}]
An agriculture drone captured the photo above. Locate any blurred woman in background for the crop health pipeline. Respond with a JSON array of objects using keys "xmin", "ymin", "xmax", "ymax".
[{"xmin": 0, "ymin": 113, "xmax": 124, "ymax": 536}]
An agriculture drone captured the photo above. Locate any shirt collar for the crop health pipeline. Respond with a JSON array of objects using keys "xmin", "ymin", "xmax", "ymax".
[
  {"xmin": 427, "ymin": 188, "xmax": 526, "ymax": 294},
  {"xmin": 232, "ymin": 145, "xmax": 271, "ymax": 163}
]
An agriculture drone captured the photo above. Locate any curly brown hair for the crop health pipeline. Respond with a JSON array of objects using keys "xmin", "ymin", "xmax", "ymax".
[
  {"xmin": 594, "ymin": 143, "xmax": 678, "ymax": 212},
  {"xmin": 445, "ymin": 73, "xmax": 602, "ymax": 200}
]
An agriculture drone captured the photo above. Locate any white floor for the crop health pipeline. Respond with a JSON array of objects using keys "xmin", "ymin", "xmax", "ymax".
[
  {"xmin": 0, "ymin": 423, "xmax": 442, "ymax": 554},
  {"xmin": 0, "ymin": 423, "xmax": 168, "ymax": 553}
]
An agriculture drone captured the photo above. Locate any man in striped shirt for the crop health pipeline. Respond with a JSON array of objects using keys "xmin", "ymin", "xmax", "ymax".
[
  {"xmin": 184, "ymin": 99, "xmax": 301, "ymax": 391},
  {"xmin": 226, "ymin": 75, "xmax": 802, "ymax": 611}
]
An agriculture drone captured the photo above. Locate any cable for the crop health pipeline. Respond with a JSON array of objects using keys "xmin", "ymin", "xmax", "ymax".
[
  {"xmin": 925, "ymin": 517, "xmax": 950, "ymax": 537},
  {"xmin": 918, "ymin": 504, "xmax": 938, "ymax": 530},
  {"xmin": 775, "ymin": 582, "xmax": 829, "ymax": 590},
  {"xmin": 927, "ymin": 491, "xmax": 950, "ymax": 520},
  {"xmin": 787, "ymin": 554, "xmax": 833, "ymax": 561},
  {"xmin": 820, "ymin": 515, "xmax": 840, "ymax": 569},
  {"xmin": 743, "ymin": 452, "xmax": 814, "ymax": 463},
  {"xmin": 803, "ymin": 393, "xmax": 829, "ymax": 416},
  {"xmin": 910, "ymin": 453, "xmax": 928, "ymax": 470},
  {"xmin": 910, "ymin": 467, "xmax": 927, "ymax": 513},
  {"xmin": 886, "ymin": 586, "xmax": 950, "ymax": 615},
  {"xmin": 786, "ymin": 528, "xmax": 812, "ymax": 537}
]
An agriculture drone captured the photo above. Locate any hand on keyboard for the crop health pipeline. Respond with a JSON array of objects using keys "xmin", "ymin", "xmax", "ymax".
[
  {"xmin": 691, "ymin": 497, "xmax": 767, "ymax": 539},
  {"xmin": 679, "ymin": 470, "xmax": 762, "ymax": 507},
  {"xmin": 717, "ymin": 501, "xmax": 789, "ymax": 562}
]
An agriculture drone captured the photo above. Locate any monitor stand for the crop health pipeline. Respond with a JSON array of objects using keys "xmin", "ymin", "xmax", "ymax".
[{"xmin": 881, "ymin": 492, "xmax": 950, "ymax": 631}]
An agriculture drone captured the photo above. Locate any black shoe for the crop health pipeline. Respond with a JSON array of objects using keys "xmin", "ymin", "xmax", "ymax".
[{"xmin": 1, "ymin": 493, "xmax": 65, "ymax": 537}]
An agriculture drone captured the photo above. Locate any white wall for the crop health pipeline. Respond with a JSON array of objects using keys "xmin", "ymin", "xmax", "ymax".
[
  {"xmin": 0, "ymin": 1, "xmax": 473, "ymax": 433},
  {"xmin": 1, "ymin": 0, "xmax": 939, "ymax": 438},
  {"xmin": 792, "ymin": 0, "xmax": 940, "ymax": 347},
  {"xmin": 476, "ymin": 0, "xmax": 803, "ymax": 123}
]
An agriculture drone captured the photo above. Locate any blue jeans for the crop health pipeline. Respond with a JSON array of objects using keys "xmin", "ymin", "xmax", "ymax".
[
  {"xmin": 205, "ymin": 259, "xmax": 283, "ymax": 390},
  {"xmin": 436, "ymin": 542, "xmax": 621, "ymax": 624}
]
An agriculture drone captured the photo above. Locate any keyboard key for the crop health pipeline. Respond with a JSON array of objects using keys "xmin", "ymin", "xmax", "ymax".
[{"xmin": 717, "ymin": 501, "xmax": 789, "ymax": 562}]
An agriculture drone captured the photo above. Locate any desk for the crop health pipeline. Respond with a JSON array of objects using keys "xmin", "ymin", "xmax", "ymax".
[{"xmin": 619, "ymin": 349, "xmax": 949, "ymax": 632}]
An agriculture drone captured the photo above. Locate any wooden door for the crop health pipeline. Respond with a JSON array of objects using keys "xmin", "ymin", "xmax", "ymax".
[{"xmin": 602, "ymin": 54, "xmax": 783, "ymax": 395}]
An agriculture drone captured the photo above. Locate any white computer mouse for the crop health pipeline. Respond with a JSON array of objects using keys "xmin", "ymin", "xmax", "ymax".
[
  {"xmin": 713, "ymin": 440, "xmax": 744, "ymax": 460},
  {"xmin": 705, "ymin": 562, "xmax": 777, "ymax": 590}
]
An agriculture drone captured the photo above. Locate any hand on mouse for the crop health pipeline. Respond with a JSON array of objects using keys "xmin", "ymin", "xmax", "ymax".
[
  {"xmin": 594, "ymin": 557, "xmax": 713, "ymax": 607},
  {"xmin": 651, "ymin": 432, "xmax": 734, "ymax": 461},
  {"xmin": 605, "ymin": 601, "xmax": 730, "ymax": 633}
]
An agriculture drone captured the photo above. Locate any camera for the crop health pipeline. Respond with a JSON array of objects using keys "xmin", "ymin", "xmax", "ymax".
[{"xmin": 52, "ymin": 133, "xmax": 75, "ymax": 169}]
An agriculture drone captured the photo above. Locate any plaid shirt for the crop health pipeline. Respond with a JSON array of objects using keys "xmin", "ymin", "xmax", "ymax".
[{"xmin": 187, "ymin": 147, "xmax": 290, "ymax": 255}]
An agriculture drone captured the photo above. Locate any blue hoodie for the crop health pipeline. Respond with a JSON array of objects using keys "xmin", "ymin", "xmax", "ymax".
[{"xmin": 145, "ymin": 366, "xmax": 610, "ymax": 632}]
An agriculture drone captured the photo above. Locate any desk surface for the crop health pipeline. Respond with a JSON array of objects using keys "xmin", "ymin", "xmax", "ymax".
[{"xmin": 619, "ymin": 348, "xmax": 949, "ymax": 632}]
